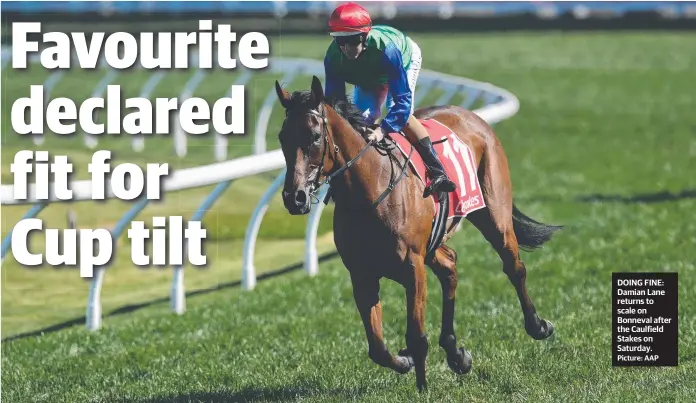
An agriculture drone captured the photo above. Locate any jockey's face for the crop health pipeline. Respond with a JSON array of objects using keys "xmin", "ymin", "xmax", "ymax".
[{"xmin": 335, "ymin": 34, "xmax": 365, "ymax": 59}]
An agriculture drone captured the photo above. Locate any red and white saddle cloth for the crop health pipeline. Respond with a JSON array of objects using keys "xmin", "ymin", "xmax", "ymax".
[{"xmin": 387, "ymin": 118, "xmax": 486, "ymax": 226}]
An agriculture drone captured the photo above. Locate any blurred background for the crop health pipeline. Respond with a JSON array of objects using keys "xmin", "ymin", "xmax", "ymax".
[
  {"xmin": 2, "ymin": 1, "xmax": 696, "ymax": 32},
  {"xmin": 2, "ymin": 2, "xmax": 695, "ymax": 402}
]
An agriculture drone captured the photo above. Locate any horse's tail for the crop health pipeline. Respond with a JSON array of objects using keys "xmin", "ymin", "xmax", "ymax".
[{"xmin": 511, "ymin": 203, "xmax": 563, "ymax": 251}]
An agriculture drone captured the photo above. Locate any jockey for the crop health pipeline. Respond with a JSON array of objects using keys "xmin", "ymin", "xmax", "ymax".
[{"xmin": 323, "ymin": 2, "xmax": 456, "ymax": 198}]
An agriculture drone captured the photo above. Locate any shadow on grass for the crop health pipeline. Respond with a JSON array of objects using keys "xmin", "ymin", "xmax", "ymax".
[
  {"xmin": 136, "ymin": 385, "xmax": 367, "ymax": 403},
  {"xmin": 513, "ymin": 188, "xmax": 696, "ymax": 205},
  {"xmin": 2, "ymin": 251, "xmax": 339, "ymax": 342},
  {"xmin": 576, "ymin": 188, "xmax": 696, "ymax": 204}
]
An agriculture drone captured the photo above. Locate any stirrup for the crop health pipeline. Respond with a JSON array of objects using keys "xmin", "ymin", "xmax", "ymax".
[{"xmin": 424, "ymin": 173, "xmax": 456, "ymax": 198}]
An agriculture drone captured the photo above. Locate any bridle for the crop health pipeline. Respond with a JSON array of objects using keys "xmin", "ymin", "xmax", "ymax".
[{"xmin": 286, "ymin": 103, "xmax": 413, "ymax": 207}]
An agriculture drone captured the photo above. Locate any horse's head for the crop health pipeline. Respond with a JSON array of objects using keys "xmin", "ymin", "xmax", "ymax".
[{"xmin": 275, "ymin": 76, "xmax": 336, "ymax": 215}]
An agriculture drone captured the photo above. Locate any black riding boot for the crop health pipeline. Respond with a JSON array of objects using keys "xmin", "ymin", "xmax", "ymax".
[{"xmin": 415, "ymin": 137, "xmax": 457, "ymax": 198}]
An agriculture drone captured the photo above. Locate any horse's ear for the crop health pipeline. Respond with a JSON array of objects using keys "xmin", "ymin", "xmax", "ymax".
[
  {"xmin": 310, "ymin": 75, "xmax": 324, "ymax": 107},
  {"xmin": 275, "ymin": 80, "xmax": 290, "ymax": 109}
]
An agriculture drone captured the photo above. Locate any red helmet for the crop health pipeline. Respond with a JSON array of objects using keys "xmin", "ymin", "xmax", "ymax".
[{"xmin": 328, "ymin": 2, "xmax": 372, "ymax": 36}]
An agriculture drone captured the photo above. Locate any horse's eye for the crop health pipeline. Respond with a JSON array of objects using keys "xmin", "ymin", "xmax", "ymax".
[{"xmin": 313, "ymin": 132, "xmax": 321, "ymax": 144}]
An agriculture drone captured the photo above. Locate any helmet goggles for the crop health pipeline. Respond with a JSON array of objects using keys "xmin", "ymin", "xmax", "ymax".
[{"xmin": 334, "ymin": 33, "xmax": 365, "ymax": 46}]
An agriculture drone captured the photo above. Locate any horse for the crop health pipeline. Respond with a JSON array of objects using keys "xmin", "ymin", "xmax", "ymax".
[{"xmin": 274, "ymin": 75, "xmax": 562, "ymax": 392}]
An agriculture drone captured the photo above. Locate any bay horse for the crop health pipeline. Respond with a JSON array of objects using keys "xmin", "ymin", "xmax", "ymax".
[{"xmin": 275, "ymin": 76, "xmax": 562, "ymax": 391}]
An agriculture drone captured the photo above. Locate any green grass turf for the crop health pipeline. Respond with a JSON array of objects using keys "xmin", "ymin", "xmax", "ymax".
[{"xmin": 3, "ymin": 31, "xmax": 696, "ymax": 402}]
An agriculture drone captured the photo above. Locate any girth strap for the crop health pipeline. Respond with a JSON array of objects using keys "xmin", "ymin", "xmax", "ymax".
[{"xmin": 426, "ymin": 190, "xmax": 449, "ymax": 260}]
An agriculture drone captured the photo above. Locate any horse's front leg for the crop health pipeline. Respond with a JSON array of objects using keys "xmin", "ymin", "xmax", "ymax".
[{"xmin": 350, "ymin": 274, "xmax": 414, "ymax": 375}]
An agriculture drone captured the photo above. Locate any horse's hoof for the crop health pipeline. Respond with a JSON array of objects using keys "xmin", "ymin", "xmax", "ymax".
[
  {"xmin": 395, "ymin": 354, "xmax": 414, "ymax": 374},
  {"xmin": 544, "ymin": 320, "xmax": 555, "ymax": 338},
  {"xmin": 447, "ymin": 348, "xmax": 473, "ymax": 375},
  {"xmin": 528, "ymin": 318, "xmax": 555, "ymax": 340}
]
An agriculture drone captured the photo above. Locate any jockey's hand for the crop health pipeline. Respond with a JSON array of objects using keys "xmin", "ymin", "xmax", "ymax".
[{"xmin": 364, "ymin": 126, "xmax": 385, "ymax": 143}]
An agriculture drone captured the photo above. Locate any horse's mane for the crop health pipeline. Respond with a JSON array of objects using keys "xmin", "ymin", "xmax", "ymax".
[{"xmin": 286, "ymin": 90, "xmax": 373, "ymax": 134}]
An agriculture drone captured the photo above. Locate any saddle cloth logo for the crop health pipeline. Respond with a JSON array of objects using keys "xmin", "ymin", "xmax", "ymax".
[{"xmin": 388, "ymin": 118, "xmax": 486, "ymax": 220}]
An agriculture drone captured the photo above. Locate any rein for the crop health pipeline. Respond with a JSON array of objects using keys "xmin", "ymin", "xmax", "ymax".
[{"xmin": 304, "ymin": 106, "xmax": 414, "ymax": 207}]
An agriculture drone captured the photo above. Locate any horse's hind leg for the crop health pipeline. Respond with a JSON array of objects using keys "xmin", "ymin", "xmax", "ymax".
[
  {"xmin": 467, "ymin": 208, "xmax": 555, "ymax": 340},
  {"xmin": 427, "ymin": 244, "xmax": 473, "ymax": 375},
  {"xmin": 350, "ymin": 274, "xmax": 414, "ymax": 375}
]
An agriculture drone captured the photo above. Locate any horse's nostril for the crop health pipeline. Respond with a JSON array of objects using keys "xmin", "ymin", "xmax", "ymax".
[{"xmin": 295, "ymin": 189, "xmax": 307, "ymax": 206}]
